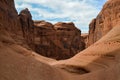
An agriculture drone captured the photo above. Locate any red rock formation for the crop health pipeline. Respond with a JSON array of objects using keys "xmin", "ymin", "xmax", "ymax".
[
  {"xmin": 54, "ymin": 22, "xmax": 85, "ymax": 56},
  {"xmin": 0, "ymin": 0, "xmax": 27, "ymax": 47},
  {"xmin": 1, "ymin": 0, "xmax": 120, "ymax": 79},
  {"xmin": 87, "ymin": 19, "xmax": 96, "ymax": 46},
  {"xmin": 18, "ymin": 8, "xmax": 34, "ymax": 49},
  {"xmin": 0, "ymin": 0, "xmax": 20, "ymax": 34},
  {"xmin": 88, "ymin": 0, "xmax": 120, "ymax": 46},
  {"xmin": 0, "ymin": 0, "xmax": 85, "ymax": 60},
  {"xmin": 81, "ymin": 33, "xmax": 88, "ymax": 48},
  {"xmin": 0, "ymin": 0, "xmax": 33, "ymax": 50},
  {"xmin": 33, "ymin": 21, "xmax": 85, "ymax": 59},
  {"xmin": 0, "ymin": 0, "xmax": 35, "ymax": 49},
  {"xmin": 34, "ymin": 20, "xmax": 64, "ymax": 59}
]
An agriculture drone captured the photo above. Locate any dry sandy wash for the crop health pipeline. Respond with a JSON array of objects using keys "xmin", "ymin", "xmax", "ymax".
[{"xmin": 0, "ymin": 24, "xmax": 120, "ymax": 80}]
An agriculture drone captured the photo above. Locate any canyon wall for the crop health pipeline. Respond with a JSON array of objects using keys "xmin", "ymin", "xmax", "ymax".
[
  {"xmin": 0, "ymin": 0, "xmax": 20, "ymax": 34},
  {"xmin": 34, "ymin": 21, "xmax": 85, "ymax": 59},
  {"xmin": 54, "ymin": 22, "xmax": 85, "ymax": 54},
  {"xmin": 0, "ymin": 0, "xmax": 18, "ymax": 31},
  {"xmin": 0, "ymin": 0, "xmax": 120, "ymax": 80},
  {"xmin": 18, "ymin": 8, "xmax": 34, "ymax": 49},
  {"xmin": 34, "ymin": 20, "xmax": 64, "ymax": 59},
  {"xmin": 0, "ymin": 0, "xmax": 33, "ymax": 49},
  {"xmin": 0, "ymin": 0, "xmax": 85, "ymax": 60},
  {"xmin": 88, "ymin": 0, "xmax": 120, "ymax": 46},
  {"xmin": 0, "ymin": 0, "xmax": 23, "ymax": 44}
]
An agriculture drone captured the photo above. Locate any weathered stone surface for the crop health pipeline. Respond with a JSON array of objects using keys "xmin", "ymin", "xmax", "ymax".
[
  {"xmin": 0, "ymin": 0, "xmax": 85, "ymax": 60},
  {"xmin": 1, "ymin": 0, "xmax": 120, "ymax": 80},
  {"xmin": 54, "ymin": 22, "xmax": 85, "ymax": 57},
  {"xmin": 0, "ymin": 0, "xmax": 20, "ymax": 34},
  {"xmin": 0, "ymin": 0, "xmax": 27, "ymax": 47},
  {"xmin": 81, "ymin": 33, "xmax": 88, "ymax": 48},
  {"xmin": 87, "ymin": 19, "xmax": 96, "ymax": 46},
  {"xmin": 88, "ymin": 0, "xmax": 120, "ymax": 46},
  {"xmin": 18, "ymin": 8, "xmax": 34, "ymax": 49},
  {"xmin": 34, "ymin": 20, "xmax": 64, "ymax": 59},
  {"xmin": 33, "ymin": 21, "xmax": 85, "ymax": 59},
  {"xmin": 0, "ymin": 0, "xmax": 34, "ymax": 50}
]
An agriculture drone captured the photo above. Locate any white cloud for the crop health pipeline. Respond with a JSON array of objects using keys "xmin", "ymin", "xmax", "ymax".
[{"xmin": 15, "ymin": 0, "xmax": 106, "ymax": 33}]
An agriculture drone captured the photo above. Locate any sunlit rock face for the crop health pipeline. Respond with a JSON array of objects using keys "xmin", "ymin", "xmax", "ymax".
[{"xmin": 87, "ymin": 0, "xmax": 120, "ymax": 46}]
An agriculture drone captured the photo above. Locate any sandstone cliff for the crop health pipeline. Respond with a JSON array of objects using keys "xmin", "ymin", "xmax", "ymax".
[
  {"xmin": 1, "ymin": 4, "xmax": 85, "ymax": 60},
  {"xmin": 0, "ymin": 0, "xmax": 120, "ymax": 80},
  {"xmin": 0, "ymin": 0, "xmax": 33, "ymax": 49},
  {"xmin": 54, "ymin": 22, "xmax": 85, "ymax": 55},
  {"xmin": 0, "ymin": 1, "xmax": 85, "ymax": 60},
  {"xmin": 81, "ymin": 33, "xmax": 88, "ymax": 48},
  {"xmin": 33, "ymin": 21, "xmax": 85, "ymax": 59},
  {"xmin": 3, "ymin": 1, "xmax": 85, "ymax": 60},
  {"xmin": 88, "ymin": 0, "xmax": 120, "ymax": 46},
  {"xmin": 0, "ymin": 0, "xmax": 18, "ymax": 30},
  {"xmin": 18, "ymin": 8, "xmax": 34, "ymax": 49},
  {"xmin": 34, "ymin": 20, "xmax": 64, "ymax": 59},
  {"xmin": 0, "ymin": 0, "xmax": 32, "ymax": 49}
]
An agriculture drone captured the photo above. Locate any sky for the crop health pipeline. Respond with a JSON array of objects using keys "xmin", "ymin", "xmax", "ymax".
[{"xmin": 15, "ymin": 0, "xmax": 107, "ymax": 33}]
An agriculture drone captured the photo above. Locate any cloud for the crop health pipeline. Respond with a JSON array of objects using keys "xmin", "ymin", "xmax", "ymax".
[{"xmin": 15, "ymin": 0, "xmax": 106, "ymax": 33}]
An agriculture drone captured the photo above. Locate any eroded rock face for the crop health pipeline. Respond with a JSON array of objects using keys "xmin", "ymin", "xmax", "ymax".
[
  {"xmin": 0, "ymin": 0, "xmax": 20, "ymax": 34},
  {"xmin": 0, "ymin": 0, "xmax": 85, "ymax": 60},
  {"xmin": 18, "ymin": 8, "xmax": 34, "ymax": 49},
  {"xmin": 88, "ymin": 0, "xmax": 120, "ymax": 46},
  {"xmin": 0, "ymin": 0, "xmax": 34, "ymax": 49},
  {"xmin": 34, "ymin": 21, "xmax": 64, "ymax": 59},
  {"xmin": 0, "ymin": 0, "xmax": 28, "ymax": 47},
  {"xmin": 54, "ymin": 22, "xmax": 85, "ymax": 57},
  {"xmin": 81, "ymin": 33, "xmax": 88, "ymax": 48},
  {"xmin": 87, "ymin": 19, "xmax": 96, "ymax": 46},
  {"xmin": 33, "ymin": 21, "xmax": 85, "ymax": 59}
]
